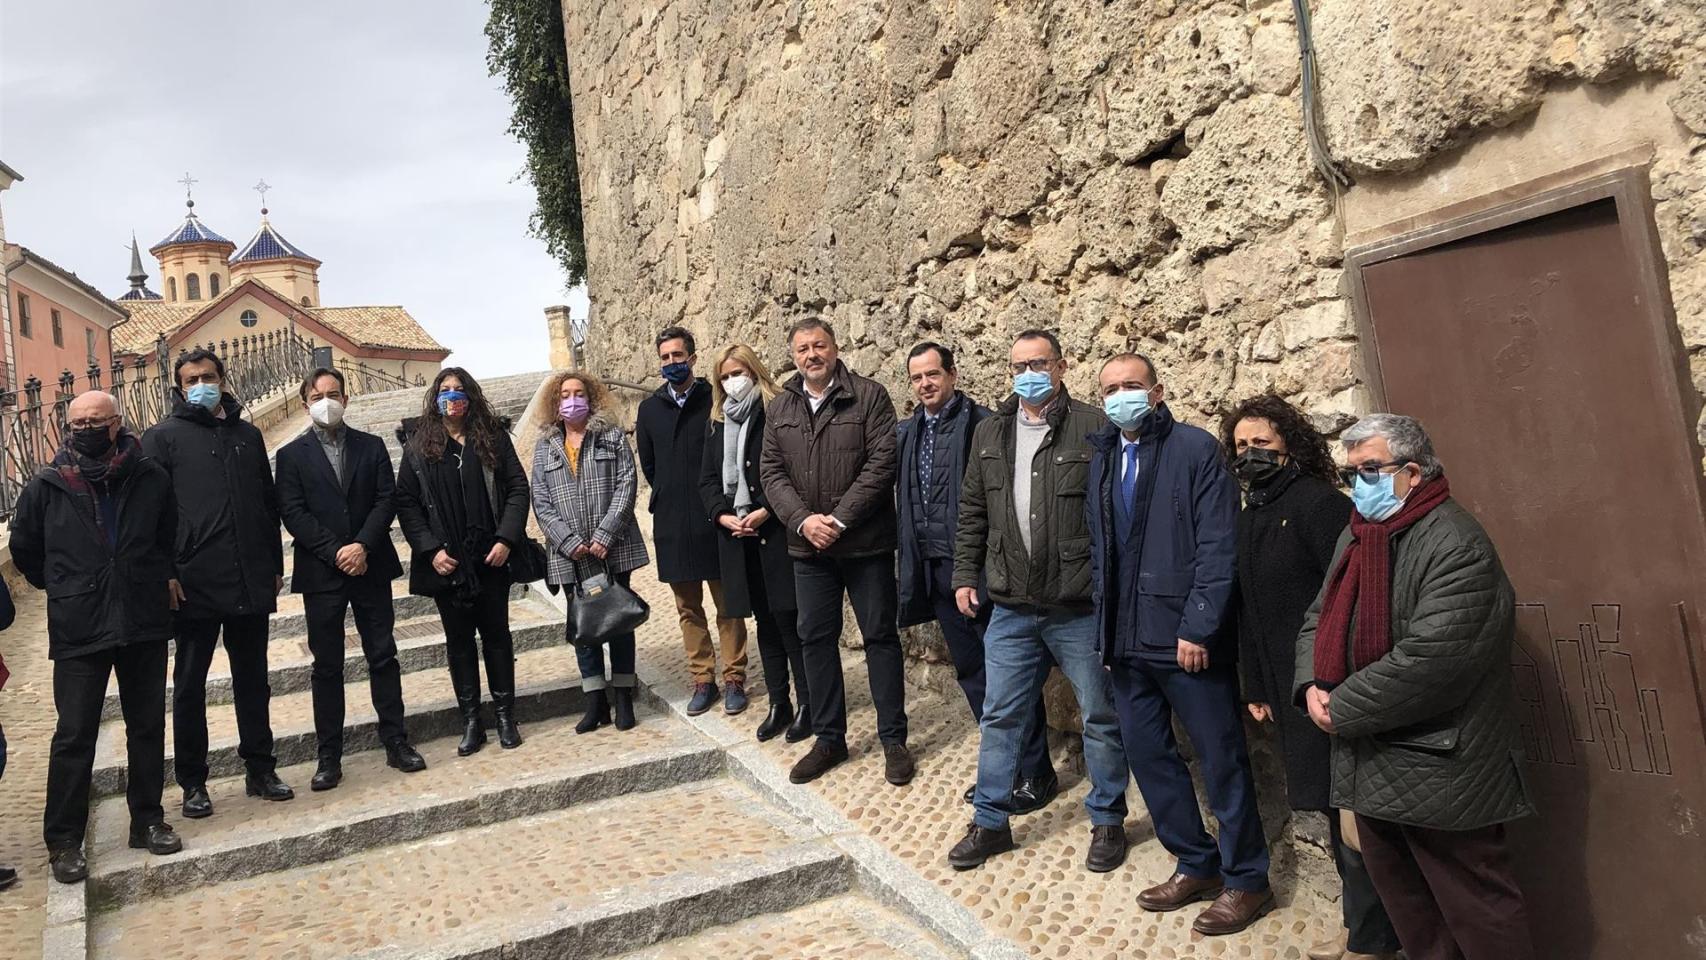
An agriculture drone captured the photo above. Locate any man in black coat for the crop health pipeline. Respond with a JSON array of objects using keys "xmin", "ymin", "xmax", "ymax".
[
  {"xmin": 276, "ymin": 368, "xmax": 426, "ymax": 791},
  {"xmin": 142, "ymin": 349, "xmax": 293, "ymax": 819},
  {"xmin": 12, "ymin": 391, "xmax": 183, "ymax": 883},
  {"xmin": 896, "ymin": 342, "xmax": 1056, "ymax": 811},
  {"xmin": 636, "ymin": 326, "xmax": 749, "ymax": 716}
]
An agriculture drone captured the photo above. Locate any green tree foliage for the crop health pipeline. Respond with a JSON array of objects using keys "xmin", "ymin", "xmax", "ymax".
[{"xmin": 486, "ymin": 0, "xmax": 586, "ymax": 285}]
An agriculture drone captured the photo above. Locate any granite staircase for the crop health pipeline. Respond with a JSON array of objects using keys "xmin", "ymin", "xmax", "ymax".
[{"xmin": 48, "ymin": 375, "xmax": 999, "ymax": 960}]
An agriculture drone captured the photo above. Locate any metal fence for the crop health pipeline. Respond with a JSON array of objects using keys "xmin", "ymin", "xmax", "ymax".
[
  {"xmin": 0, "ymin": 331, "xmax": 325, "ymax": 520},
  {"xmin": 335, "ymin": 358, "xmax": 426, "ymax": 396}
]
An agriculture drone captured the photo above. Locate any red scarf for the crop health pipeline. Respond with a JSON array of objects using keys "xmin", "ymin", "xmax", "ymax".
[{"xmin": 1312, "ymin": 476, "xmax": 1452, "ymax": 686}]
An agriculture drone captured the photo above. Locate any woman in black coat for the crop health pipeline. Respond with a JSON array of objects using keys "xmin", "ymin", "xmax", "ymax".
[
  {"xmin": 1222, "ymin": 395, "xmax": 1399, "ymax": 960},
  {"xmin": 697, "ymin": 344, "xmax": 808, "ymax": 743},
  {"xmin": 396, "ymin": 368, "xmax": 531, "ymax": 756}
]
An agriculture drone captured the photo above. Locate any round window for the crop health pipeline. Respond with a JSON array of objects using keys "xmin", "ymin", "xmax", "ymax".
[{"xmin": 240, "ymin": 310, "xmax": 259, "ymax": 328}]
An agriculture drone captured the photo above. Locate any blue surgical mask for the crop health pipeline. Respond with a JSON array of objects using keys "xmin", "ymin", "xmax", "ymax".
[
  {"xmin": 661, "ymin": 362, "xmax": 693, "ymax": 385},
  {"xmin": 186, "ymin": 383, "xmax": 221, "ymax": 411},
  {"xmin": 1013, "ymin": 371, "xmax": 1056, "ymax": 405},
  {"xmin": 1102, "ymin": 389, "xmax": 1152, "ymax": 431},
  {"xmin": 1352, "ymin": 472, "xmax": 1406, "ymax": 522}
]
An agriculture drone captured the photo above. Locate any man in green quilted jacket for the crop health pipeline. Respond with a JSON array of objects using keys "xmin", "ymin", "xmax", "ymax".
[{"xmin": 1294, "ymin": 413, "xmax": 1534, "ymax": 960}]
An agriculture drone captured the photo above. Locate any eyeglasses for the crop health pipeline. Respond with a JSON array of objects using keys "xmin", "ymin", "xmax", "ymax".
[
  {"xmin": 1338, "ymin": 460, "xmax": 1411, "ymax": 486},
  {"xmin": 67, "ymin": 416, "xmax": 117, "ymax": 430},
  {"xmin": 1008, "ymin": 358, "xmax": 1058, "ymax": 376}
]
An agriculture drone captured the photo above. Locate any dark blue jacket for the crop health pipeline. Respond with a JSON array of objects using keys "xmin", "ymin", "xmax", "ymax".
[
  {"xmin": 896, "ymin": 391, "xmax": 990, "ymax": 627},
  {"xmin": 1087, "ymin": 404, "xmax": 1238, "ymax": 664}
]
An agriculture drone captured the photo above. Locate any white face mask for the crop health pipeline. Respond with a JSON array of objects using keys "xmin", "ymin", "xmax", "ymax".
[
  {"xmin": 722, "ymin": 374, "xmax": 755, "ymax": 403},
  {"xmin": 309, "ymin": 397, "xmax": 345, "ymax": 429}
]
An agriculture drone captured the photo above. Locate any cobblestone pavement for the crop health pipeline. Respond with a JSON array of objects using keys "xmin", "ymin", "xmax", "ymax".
[
  {"xmin": 0, "ymin": 579, "xmax": 53, "ymax": 960},
  {"xmin": 620, "ymin": 893, "xmax": 956, "ymax": 959},
  {"xmin": 621, "ymin": 510, "xmax": 1340, "ymax": 960}
]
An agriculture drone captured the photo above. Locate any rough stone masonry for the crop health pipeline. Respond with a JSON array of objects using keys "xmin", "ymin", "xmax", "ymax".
[{"xmin": 559, "ymin": 0, "xmax": 1706, "ymax": 878}]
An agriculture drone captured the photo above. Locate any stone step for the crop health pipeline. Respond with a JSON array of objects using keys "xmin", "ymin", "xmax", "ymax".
[
  {"xmin": 87, "ymin": 780, "xmax": 849, "ymax": 960},
  {"xmin": 99, "ymin": 602, "xmax": 563, "ymax": 720},
  {"xmin": 614, "ymin": 894, "xmax": 960, "ymax": 960},
  {"xmin": 271, "ymin": 578, "xmax": 413, "ymax": 615},
  {"xmin": 263, "ymin": 584, "xmax": 527, "ymax": 641},
  {"xmin": 91, "ymin": 642, "xmax": 590, "ymax": 797},
  {"xmin": 86, "ymin": 708, "xmax": 723, "ymax": 908}
]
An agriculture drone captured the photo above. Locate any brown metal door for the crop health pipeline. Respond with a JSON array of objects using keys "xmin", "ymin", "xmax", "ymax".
[{"xmin": 1352, "ymin": 186, "xmax": 1706, "ymax": 960}]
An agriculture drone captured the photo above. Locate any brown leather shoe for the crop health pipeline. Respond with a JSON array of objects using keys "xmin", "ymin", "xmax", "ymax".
[
  {"xmin": 1192, "ymin": 887, "xmax": 1275, "ymax": 936},
  {"xmin": 1136, "ymin": 872, "xmax": 1223, "ymax": 912}
]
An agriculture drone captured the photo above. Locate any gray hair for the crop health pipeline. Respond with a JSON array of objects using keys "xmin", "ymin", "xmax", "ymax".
[{"xmin": 1342, "ymin": 413, "xmax": 1444, "ymax": 480}]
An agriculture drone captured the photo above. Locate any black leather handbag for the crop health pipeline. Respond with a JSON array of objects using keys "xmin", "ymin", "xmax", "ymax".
[
  {"xmin": 506, "ymin": 536, "xmax": 550, "ymax": 585},
  {"xmin": 568, "ymin": 562, "xmax": 650, "ymax": 647}
]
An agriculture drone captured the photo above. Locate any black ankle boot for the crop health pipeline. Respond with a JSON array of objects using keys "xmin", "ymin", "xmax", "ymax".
[
  {"xmin": 494, "ymin": 700, "xmax": 523, "ymax": 749},
  {"xmin": 576, "ymin": 690, "xmax": 611, "ymax": 734},
  {"xmin": 785, "ymin": 701, "xmax": 812, "ymax": 743},
  {"xmin": 756, "ymin": 697, "xmax": 793, "ymax": 742},
  {"xmin": 457, "ymin": 701, "xmax": 487, "ymax": 757},
  {"xmin": 612, "ymin": 687, "xmax": 637, "ymax": 730}
]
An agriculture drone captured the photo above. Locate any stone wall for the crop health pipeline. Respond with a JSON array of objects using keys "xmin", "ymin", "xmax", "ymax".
[{"xmin": 561, "ymin": 0, "xmax": 1706, "ymax": 878}]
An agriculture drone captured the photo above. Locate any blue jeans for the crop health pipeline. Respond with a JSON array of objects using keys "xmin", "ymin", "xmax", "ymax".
[
  {"xmin": 573, "ymin": 571, "xmax": 637, "ymax": 691},
  {"xmin": 974, "ymin": 604, "xmax": 1129, "ymax": 830}
]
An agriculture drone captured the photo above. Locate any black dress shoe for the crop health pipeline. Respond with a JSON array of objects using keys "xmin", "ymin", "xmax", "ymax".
[
  {"xmin": 245, "ymin": 771, "xmax": 295, "ymax": 802},
  {"xmin": 385, "ymin": 739, "xmax": 427, "ymax": 773},
  {"xmin": 784, "ymin": 702, "xmax": 813, "ymax": 744},
  {"xmin": 311, "ymin": 759, "xmax": 343, "ymax": 791},
  {"xmin": 181, "ymin": 785, "xmax": 213, "ymax": 819},
  {"xmin": 962, "ymin": 783, "xmax": 976, "ymax": 804},
  {"xmin": 1011, "ymin": 772, "xmax": 1060, "ymax": 815},
  {"xmin": 948, "ymin": 822, "xmax": 1016, "ymax": 870},
  {"xmin": 49, "ymin": 847, "xmax": 87, "ymax": 884},
  {"xmin": 0, "ymin": 865, "xmax": 17, "ymax": 891},
  {"xmin": 127, "ymin": 823, "xmax": 183, "ymax": 855},
  {"xmin": 883, "ymin": 743, "xmax": 916, "ymax": 786},
  {"xmin": 755, "ymin": 699, "xmax": 793, "ymax": 742},
  {"xmin": 1085, "ymin": 824, "xmax": 1129, "ymax": 873}
]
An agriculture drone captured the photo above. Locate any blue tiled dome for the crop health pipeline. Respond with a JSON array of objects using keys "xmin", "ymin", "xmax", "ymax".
[
  {"xmin": 231, "ymin": 217, "xmax": 319, "ymax": 265},
  {"xmin": 150, "ymin": 205, "xmax": 231, "ymax": 254}
]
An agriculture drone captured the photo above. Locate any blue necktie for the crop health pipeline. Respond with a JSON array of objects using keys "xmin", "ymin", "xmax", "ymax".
[
  {"xmin": 920, "ymin": 417, "xmax": 936, "ymax": 501},
  {"xmin": 1121, "ymin": 443, "xmax": 1139, "ymax": 520}
]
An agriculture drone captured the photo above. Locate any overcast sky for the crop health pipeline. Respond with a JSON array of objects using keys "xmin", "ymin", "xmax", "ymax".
[{"xmin": 0, "ymin": 0, "xmax": 586, "ymax": 377}]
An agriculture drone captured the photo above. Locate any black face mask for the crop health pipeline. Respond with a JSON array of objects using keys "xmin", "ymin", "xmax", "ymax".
[
  {"xmin": 1231, "ymin": 446, "xmax": 1286, "ymax": 487},
  {"xmin": 70, "ymin": 426, "xmax": 116, "ymax": 459}
]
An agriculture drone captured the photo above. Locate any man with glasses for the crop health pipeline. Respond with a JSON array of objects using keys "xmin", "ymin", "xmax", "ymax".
[
  {"xmin": 946, "ymin": 330, "xmax": 1131, "ymax": 874},
  {"xmin": 1296, "ymin": 414, "xmax": 1535, "ymax": 960},
  {"xmin": 1085, "ymin": 354, "xmax": 1269, "ymax": 935},
  {"xmin": 12, "ymin": 391, "xmax": 183, "ymax": 882},
  {"xmin": 143, "ymin": 349, "xmax": 293, "ymax": 820}
]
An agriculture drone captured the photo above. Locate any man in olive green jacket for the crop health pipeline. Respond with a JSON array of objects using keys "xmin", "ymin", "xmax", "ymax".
[
  {"xmin": 944, "ymin": 330, "xmax": 1130, "ymax": 876},
  {"xmin": 1294, "ymin": 413, "xmax": 1534, "ymax": 960}
]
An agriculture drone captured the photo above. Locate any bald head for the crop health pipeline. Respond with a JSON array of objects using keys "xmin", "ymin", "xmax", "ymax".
[{"xmin": 68, "ymin": 391, "xmax": 118, "ymax": 421}]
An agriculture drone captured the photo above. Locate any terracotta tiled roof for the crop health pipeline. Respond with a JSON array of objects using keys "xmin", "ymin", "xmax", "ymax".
[
  {"xmin": 309, "ymin": 305, "xmax": 447, "ymax": 354},
  {"xmin": 110, "ymin": 300, "xmax": 202, "ymax": 354},
  {"xmin": 3, "ymin": 243, "xmax": 130, "ymax": 320}
]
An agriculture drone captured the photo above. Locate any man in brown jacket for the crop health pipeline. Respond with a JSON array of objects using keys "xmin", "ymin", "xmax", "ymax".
[{"xmin": 759, "ymin": 317, "xmax": 912, "ymax": 786}]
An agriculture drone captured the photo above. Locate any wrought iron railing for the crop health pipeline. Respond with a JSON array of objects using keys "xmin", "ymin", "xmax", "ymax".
[
  {"xmin": 335, "ymin": 358, "xmax": 426, "ymax": 396},
  {"xmin": 0, "ymin": 331, "xmax": 323, "ymax": 520}
]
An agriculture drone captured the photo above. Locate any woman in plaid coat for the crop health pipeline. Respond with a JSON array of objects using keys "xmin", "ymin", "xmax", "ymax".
[{"xmin": 529, "ymin": 371, "xmax": 650, "ymax": 733}]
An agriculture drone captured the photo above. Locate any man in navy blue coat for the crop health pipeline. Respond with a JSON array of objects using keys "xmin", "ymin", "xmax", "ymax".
[{"xmin": 1087, "ymin": 354, "xmax": 1271, "ymax": 936}]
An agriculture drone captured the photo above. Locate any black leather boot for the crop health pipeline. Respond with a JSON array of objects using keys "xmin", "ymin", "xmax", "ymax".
[
  {"xmin": 575, "ymin": 690, "xmax": 611, "ymax": 734},
  {"xmin": 756, "ymin": 697, "xmax": 794, "ymax": 742},
  {"xmin": 457, "ymin": 700, "xmax": 487, "ymax": 756},
  {"xmin": 612, "ymin": 687, "xmax": 637, "ymax": 731},
  {"xmin": 493, "ymin": 697, "xmax": 524, "ymax": 749},
  {"xmin": 785, "ymin": 701, "xmax": 812, "ymax": 743}
]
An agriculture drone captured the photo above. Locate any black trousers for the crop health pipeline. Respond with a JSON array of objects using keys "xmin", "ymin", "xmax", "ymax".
[
  {"xmin": 923, "ymin": 557, "xmax": 1054, "ymax": 781},
  {"xmin": 45, "ymin": 640, "xmax": 168, "ymax": 849},
  {"xmin": 794, "ymin": 552, "xmax": 908, "ymax": 746},
  {"xmin": 173, "ymin": 613, "xmax": 276, "ymax": 788},
  {"xmin": 1329, "ymin": 810, "xmax": 1403, "ymax": 953},
  {"xmin": 745, "ymin": 542, "xmax": 806, "ymax": 703},
  {"xmin": 305, "ymin": 579, "xmax": 407, "ymax": 759},
  {"xmin": 1356, "ymin": 815, "xmax": 1535, "ymax": 960},
  {"xmin": 435, "ymin": 568, "xmax": 516, "ymax": 707}
]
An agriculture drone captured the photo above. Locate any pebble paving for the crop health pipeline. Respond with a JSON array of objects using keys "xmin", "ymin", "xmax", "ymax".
[{"xmin": 619, "ymin": 894, "xmax": 952, "ymax": 959}]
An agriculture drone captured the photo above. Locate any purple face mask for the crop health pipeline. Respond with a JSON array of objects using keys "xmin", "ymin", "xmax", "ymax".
[{"xmin": 559, "ymin": 396, "xmax": 590, "ymax": 424}]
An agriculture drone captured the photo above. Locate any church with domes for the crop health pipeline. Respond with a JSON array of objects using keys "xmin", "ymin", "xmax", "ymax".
[{"xmin": 113, "ymin": 184, "xmax": 448, "ymax": 387}]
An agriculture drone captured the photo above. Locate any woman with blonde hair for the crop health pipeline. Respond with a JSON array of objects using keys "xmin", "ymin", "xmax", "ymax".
[
  {"xmin": 530, "ymin": 371, "xmax": 650, "ymax": 733},
  {"xmin": 698, "ymin": 344, "xmax": 809, "ymax": 742}
]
